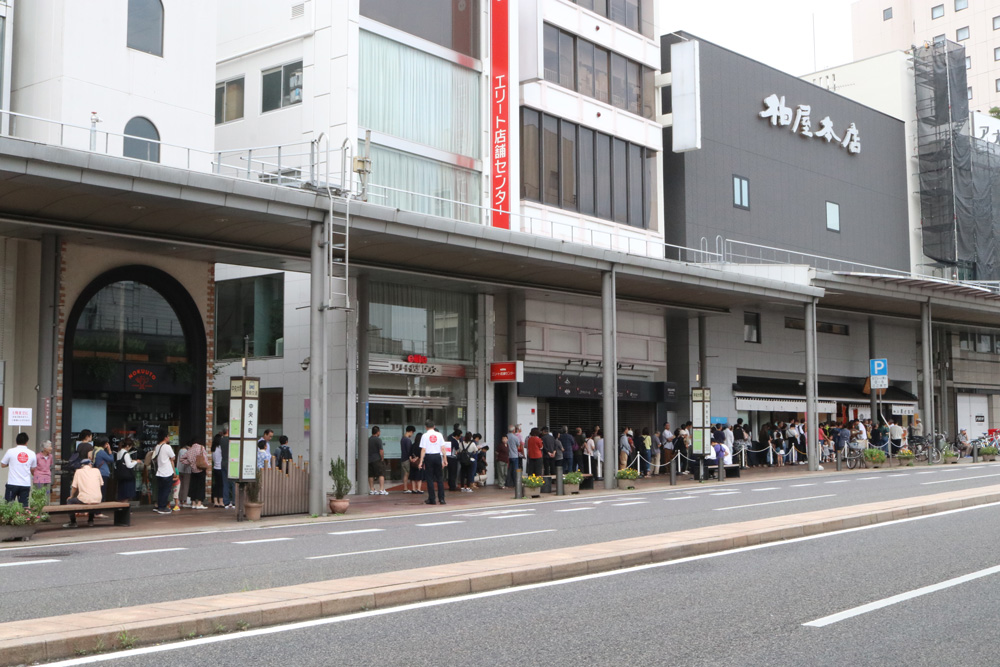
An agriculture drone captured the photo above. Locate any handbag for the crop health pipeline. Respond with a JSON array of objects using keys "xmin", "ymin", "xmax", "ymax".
[{"xmin": 195, "ymin": 446, "xmax": 209, "ymax": 471}]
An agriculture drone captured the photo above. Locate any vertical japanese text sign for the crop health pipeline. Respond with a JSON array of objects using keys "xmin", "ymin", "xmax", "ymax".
[
  {"xmin": 491, "ymin": 0, "xmax": 510, "ymax": 229},
  {"xmin": 228, "ymin": 377, "xmax": 261, "ymax": 482}
]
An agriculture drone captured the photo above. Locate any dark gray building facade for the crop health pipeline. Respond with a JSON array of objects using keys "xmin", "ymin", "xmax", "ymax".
[{"xmin": 661, "ymin": 33, "xmax": 910, "ymax": 271}]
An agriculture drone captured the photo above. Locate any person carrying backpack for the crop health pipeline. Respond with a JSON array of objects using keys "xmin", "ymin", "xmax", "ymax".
[{"xmin": 275, "ymin": 435, "xmax": 293, "ymax": 471}]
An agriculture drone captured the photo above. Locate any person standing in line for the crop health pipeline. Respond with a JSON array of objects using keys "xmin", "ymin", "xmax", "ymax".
[
  {"xmin": 593, "ymin": 426, "xmax": 604, "ymax": 479},
  {"xmin": 660, "ymin": 423, "xmax": 674, "ymax": 471},
  {"xmin": 583, "ymin": 430, "xmax": 597, "ymax": 476},
  {"xmin": 525, "ymin": 427, "xmax": 544, "ymax": 477},
  {"xmin": 888, "ymin": 419, "xmax": 904, "ymax": 456},
  {"xmin": 724, "ymin": 423, "xmax": 735, "ymax": 465},
  {"xmin": 181, "ymin": 438, "xmax": 209, "ymax": 509},
  {"xmin": 418, "ymin": 419, "xmax": 448, "ymax": 505},
  {"xmin": 540, "ymin": 427, "xmax": 557, "ymax": 476},
  {"xmin": 496, "ymin": 434, "xmax": 510, "ymax": 490},
  {"xmin": 211, "ymin": 436, "xmax": 225, "ymax": 507},
  {"xmin": 677, "ymin": 423, "xmax": 691, "ymax": 474},
  {"xmin": 32, "ymin": 441, "xmax": 53, "ymax": 502},
  {"xmin": 92, "ymin": 437, "xmax": 115, "ymax": 517},
  {"xmin": 274, "ymin": 436, "xmax": 293, "ymax": 470},
  {"xmin": 176, "ymin": 440, "xmax": 192, "ymax": 507},
  {"xmin": 573, "ymin": 427, "xmax": 585, "ymax": 473},
  {"xmin": 368, "ymin": 426, "xmax": 387, "ymax": 495},
  {"xmin": 2, "ymin": 432, "xmax": 37, "ymax": 507},
  {"xmin": 638, "ymin": 428, "xmax": 652, "ymax": 477},
  {"xmin": 400, "ymin": 426, "xmax": 415, "ymax": 494},
  {"xmin": 458, "ymin": 432, "xmax": 476, "ymax": 492},
  {"xmin": 618, "ymin": 426, "xmax": 631, "ymax": 471},
  {"xmin": 409, "ymin": 431, "xmax": 425, "ymax": 496},
  {"xmin": 213, "ymin": 425, "xmax": 234, "ymax": 509},
  {"xmin": 152, "ymin": 430, "xmax": 175, "ymax": 515},
  {"xmin": 558, "ymin": 426, "xmax": 576, "ymax": 473},
  {"xmin": 505, "ymin": 425, "xmax": 520, "ymax": 488},
  {"xmin": 649, "ymin": 428, "xmax": 661, "ymax": 476},
  {"xmin": 115, "ymin": 438, "xmax": 138, "ymax": 502}
]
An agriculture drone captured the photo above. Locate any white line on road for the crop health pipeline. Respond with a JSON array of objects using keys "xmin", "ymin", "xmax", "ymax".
[
  {"xmin": 328, "ymin": 529, "xmax": 386, "ymax": 535},
  {"xmin": 490, "ymin": 514, "xmax": 532, "ymax": 520},
  {"xmin": 118, "ymin": 548, "xmax": 187, "ymax": 556},
  {"xmin": 0, "ymin": 559, "xmax": 60, "ymax": 568},
  {"xmin": 415, "ymin": 521, "xmax": 464, "ymax": 527},
  {"xmin": 915, "ymin": 471, "xmax": 938, "ymax": 475},
  {"xmin": 824, "ymin": 480, "xmax": 849, "ymax": 484},
  {"xmin": 233, "ymin": 538, "xmax": 294, "ymax": 545},
  {"xmin": 804, "ymin": 563, "xmax": 1000, "ymax": 627},
  {"xmin": 921, "ymin": 473, "xmax": 1000, "ymax": 485},
  {"xmin": 857, "ymin": 477, "xmax": 880, "ymax": 481},
  {"xmin": 305, "ymin": 530, "xmax": 556, "ymax": 560},
  {"xmin": 713, "ymin": 495, "xmax": 835, "ymax": 511},
  {"xmin": 555, "ymin": 507, "xmax": 594, "ymax": 512},
  {"xmin": 666, "ymin": 496, "xmax": 696, "ymax": 501},
  {"xmin": 52, "ymin": 502, "xmax": 1000, "ymax": 666},
  {"xmin": 611, "ymin": 501, "xmax": 649, "ymax": 506},
  {"xmin": 456, "ymin": 509, "xmax": 534, "ymax": 517},
  {"xmin": 790, "ymin": 483, "xmax": 816, "ymax": 487},
  {"xmin": 751, "ymin": 487, "xmax": 779, "ymax": 492},
  {"xmin": 708, "ymin": 492, "xmax": 740, "ymax": 496}
]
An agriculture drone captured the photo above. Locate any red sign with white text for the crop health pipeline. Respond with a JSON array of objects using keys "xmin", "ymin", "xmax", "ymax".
[
  {"xmin": 490, "ymin": 0, "xmax": 510, "ymax": 229},
  {"xmin": 490, "ymin": 361, "xmax": 523, "ymax": 383}
]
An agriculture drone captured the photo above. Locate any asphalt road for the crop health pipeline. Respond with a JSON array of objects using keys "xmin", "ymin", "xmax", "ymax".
[
  {"xmin": 4, "ymin": 463, "xmax": 1000, "ymax": 624},
  {"xmin": 42, "ymin": 490, "xmax": 1000, "ymax": 666}
]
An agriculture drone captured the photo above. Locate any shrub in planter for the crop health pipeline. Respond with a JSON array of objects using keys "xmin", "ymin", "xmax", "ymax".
[
  {"xmin": 615, "ymin": 468, "xmax": 640, "ymax": 480},
  {"xmin": 328, "ymin": 457, "xmax": 353, "ymax": 513},
  {"xmin": 863, "ymin": 448, "xmax": 887, "ymax": 466},
  {"xmin": 521, "ymin": 474, "xmax": 545, "ymax": 488},
  {"xmin": 562, "ymin": 471, "xmax": 584, "ymax": 485},
  {"xmin": 980, "ymin": 446, "xmax": 998, "ymax": 461}
]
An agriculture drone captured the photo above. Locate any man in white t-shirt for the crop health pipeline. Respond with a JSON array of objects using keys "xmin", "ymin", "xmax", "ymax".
[
  {"xmin": 152, "ymin": 429, "xmax": 176, "ymax": 515},
  {"xmin": 418, "ymin": 419, "xmax": 448, "ymax": 506},
  {"xmin": 2, "ymin": 432, "xmax": 37, "ymax": 507}
]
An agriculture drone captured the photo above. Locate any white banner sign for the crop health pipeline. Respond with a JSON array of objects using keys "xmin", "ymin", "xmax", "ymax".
[{"xmin": 7, "ymin": 407, "xmax": 32, "ymax": 426}]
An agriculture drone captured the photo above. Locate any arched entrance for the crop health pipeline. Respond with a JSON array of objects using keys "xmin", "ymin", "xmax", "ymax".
[{"xmin": 62, "ymin": 266, "xmax": 206, "ymax": 500}]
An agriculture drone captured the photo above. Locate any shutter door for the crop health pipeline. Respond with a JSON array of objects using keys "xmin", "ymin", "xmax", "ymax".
[{"xmin": 545, "ymin": 398, "xmax": 656, "ymax": 433}]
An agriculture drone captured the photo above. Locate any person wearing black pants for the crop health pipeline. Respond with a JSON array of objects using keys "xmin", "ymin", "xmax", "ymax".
[{"xmin": 419, "ymin": 419, "xmax": 448, "ymax": 505}]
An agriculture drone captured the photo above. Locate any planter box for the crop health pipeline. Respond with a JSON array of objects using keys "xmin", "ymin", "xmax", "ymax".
[
  {"xmin": 525, "ymin": 487, "xmax": 543, "ymax": 498},
  {"xmin": 563, "ymin": 483, "xmax": 580, "ymax": 495},
  {"xmin": 0, "ymin": 525, "xmax": 36, "ymax": 542},
  {"xmin": 617, "ymin": 478, "xmax": 638, "ymax": 490}
]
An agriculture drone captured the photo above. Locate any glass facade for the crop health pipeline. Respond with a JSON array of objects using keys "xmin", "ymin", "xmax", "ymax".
[
  {"xmin": 369, "ymin": 282, "xmax": 475, "ymax": 362},
  {"xmin": 215, "ymin": 273, "xmax": 284, "ymax": 359},
  {"xmin": 369, "ymin": 144, "xmax": 480, "ymax": 224},
  {"xmin": 360, "ymin": 0, "xmax": 479, "ymax": 57}
]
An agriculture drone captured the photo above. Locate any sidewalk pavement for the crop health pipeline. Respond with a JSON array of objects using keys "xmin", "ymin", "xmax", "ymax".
[
  {"xmin": 4, "ymin": 460, "xmax": 926, "ymax": 549},
  {"xmin": 4, "ymin": 482, "xmax": 998, "ymax": 665}
]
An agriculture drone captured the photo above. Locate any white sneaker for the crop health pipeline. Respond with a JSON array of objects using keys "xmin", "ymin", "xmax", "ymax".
[
  {"xmin": 379, "ymin": 490, "xmax": 388, "ymax": 495},
  {"xmin": 817, "ymin": 465, "xmax": 824, "ymax": 470},
  {"xmin": 369, "ymin": 490, "xmax": 377, "ymax": 495}
]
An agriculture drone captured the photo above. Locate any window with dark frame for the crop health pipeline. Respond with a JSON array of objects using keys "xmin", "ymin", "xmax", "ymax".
[
  {"xmin": 215, "ymin": 274, "xmax": 285, "ymax": 360},
  {"xmin": 127, "ymin": 0, "xmax": 163, "ymax": 56},
  {"xmin": 520, "ymin": 107, "xmax": 652, "ymax": 229},
  {"xmin": 995, "ymin": 15, "xmax": 1000, "ymax": 30},
  {"xmin": 123, "ymin": 117, "xmax": 160, "ymax": 163},
  {"xmin": 883, "ymin": 7, "xmax": 892, "ymax": 20},
  {"xmin": 733, "ymin": 175, "xmax": 749, "ymax": 209},
  {"xmin": 744, "ymin": 312, "xmax": 761, "ymax": 343},
  {"xmin": 955, "ymin": 0, "xmax": 968, "ymax": 10},
  {"xmin": 933, "ymin": 34, "xmax": 946, "ymax": 46},
  {"xmin": 262, "ymin": 60, "xmax": 303, "ymax": 113},
  {"xmin": 784, "ymin": 317, "xmax": 849, "ymax": 336},
  {"xmin": 215, "ymin": 77, "xmax": 245, "ymax": 125},
  {"xmin": 826, "ymin": 201, "xmax": 840, "ymax": 232},
  {"xmin": 568, "ymin": 0, "xmax": 641, "ymax": 34},
  {"xmin": 956, "ymin": 26, "xmax": 970, "ymax": 41},
  {"xmin": 931, "ymin": 4, "xmax": 944, "ymax": 19}
]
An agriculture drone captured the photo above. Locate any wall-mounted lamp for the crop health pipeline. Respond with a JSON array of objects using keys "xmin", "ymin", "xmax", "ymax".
[{"xmin": 300, "ymin": 357, "xmax": 310, "ymax": 372}]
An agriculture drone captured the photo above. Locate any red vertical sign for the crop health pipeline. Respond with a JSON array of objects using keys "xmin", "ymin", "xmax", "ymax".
[{"xmin": 491, "ymin": 0, "xmax": 510, "ymax": 229}]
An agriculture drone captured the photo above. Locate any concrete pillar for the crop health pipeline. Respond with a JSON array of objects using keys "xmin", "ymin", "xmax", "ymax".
[
  {"xmin": 698, "ymin": 315, "xmax": 707, "ymax": 387},
  {"xmin": 868, "ymin": 317, "xmax": 878, "ymax": 425},
  {"xmin": 36, "ymin": 234, "xmax": 58, "ymax": 446},
  {"xmin": 356, "ymin": 274, "xmax": 370, "ymax": 495},
  {"xmin": 308, "ymin": 221, "xmax": 326, "ymax": 516},
  {"xmin": 938, "ymin": 327, "xmax": 949, "ymax": 440},
  {"xmin": 601, "ymin": 269, "xmax": 617, "ymax": 490},
  {"xmin": 507, "ymin": 290, "xmax": 520, "ymax": 430},
  {"xmin": 921, "ymin": 301, "xmax": 935, "ymax": 439},
  {"xmin": 805, "ymin": 299, "xmax": 818, "ymax": 471}
]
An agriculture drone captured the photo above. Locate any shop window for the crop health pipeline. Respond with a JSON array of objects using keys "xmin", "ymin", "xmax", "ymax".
[
  {"xmin": 883, "ymin": 7, "xmax": 892, "ymax": 20},
  {"xmin": 127, "ymin": 0, "xmax": 163, "ymax": 56},
  {"xmin": 215, "ymin": 77, "xmax": 245, "ymax": 125},
  {"xmin": 931, "ymin": 4, "xmax": 944, "ymax": 19},
  {"xmin": 744, "ymin": 312, "xmax": 761, "ymax": 343},
  {"xmin": 733, "ymin": 175, "xmax": 749, "ymax": 209},
  {"xmin": 360, "ymin": 0, "xmax": 478, "ymax": 57},
  {"xmin": 826, "ymin": 201, "xmax": 840, "ymax": 232},
  {"xmin": 215, "ymin": 273, "xmax": 284, "ymax": 359},
  {"xmin": 123, "ymin": 117, "xmax": 160, "ymax": 163},
  {"xmin": 368, "ymin": 282, "xmax": 474, "ymax": 361},
  {"xmin": 262, "ymin": 60, "xmax": 302, "ymax": 113}
]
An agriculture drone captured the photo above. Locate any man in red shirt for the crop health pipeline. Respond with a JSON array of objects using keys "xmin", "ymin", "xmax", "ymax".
[{"xmin": 525, "ymin": 428, "xmax": 544, "ymax": 477}]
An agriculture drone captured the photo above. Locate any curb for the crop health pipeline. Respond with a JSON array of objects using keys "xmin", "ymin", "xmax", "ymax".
[{"xmin": 4, "ymin": 484, "xmax": 999, "ymax": 665}]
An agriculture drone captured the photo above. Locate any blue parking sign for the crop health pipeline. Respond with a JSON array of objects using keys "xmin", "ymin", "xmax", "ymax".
[{"xmin": 870, "ymin": 358, "xmax": 888, "ymax": 376}]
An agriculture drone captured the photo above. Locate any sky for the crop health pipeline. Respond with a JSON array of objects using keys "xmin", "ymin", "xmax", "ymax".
[{"xmin": 660, "ymin": 0, "xmax": 859, "ymax": 76}]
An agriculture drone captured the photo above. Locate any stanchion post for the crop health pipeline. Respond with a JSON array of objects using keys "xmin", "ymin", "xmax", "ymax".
[
  {"xmin": 719, "ymin": 457, "xmax": 725, "ymax": 482},
  {"xmin": 515, "ymin": 472, "xmax": 523, "ymax": 499},
  {"xmin": 556, "ymin": 466, "xmax": 564, "ymax": 496},
  {"xmin": 670, "ymin": 453, "xmax": 676, "ymax": 486},
  {"xmin": 836, "ymin": 445, "xmax": 842, "ymax": 472}
]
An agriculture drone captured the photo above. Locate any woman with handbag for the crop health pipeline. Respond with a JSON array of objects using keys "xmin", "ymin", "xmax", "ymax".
[{"xmin": 181, "ymin": 438, "xmax": 209, "ymax": 509}]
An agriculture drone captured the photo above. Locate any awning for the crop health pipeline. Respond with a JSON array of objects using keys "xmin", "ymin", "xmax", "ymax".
[{"xmin": 733, "ymin": 376, "xmax": 920, "ymax": 413}]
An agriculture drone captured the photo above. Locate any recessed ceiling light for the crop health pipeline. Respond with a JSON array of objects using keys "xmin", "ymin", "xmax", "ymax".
[{"xmin": 130, "ymin": 205, "xmax": 146, "ymax": 211}]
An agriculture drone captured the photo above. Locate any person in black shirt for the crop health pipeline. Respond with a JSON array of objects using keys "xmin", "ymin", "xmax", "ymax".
[{"xmin": 400, "ymin": 425, "xmax": 416, "ymax": 494}]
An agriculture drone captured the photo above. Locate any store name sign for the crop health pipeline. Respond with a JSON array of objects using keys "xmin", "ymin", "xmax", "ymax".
[
  {"xmin": 759, "ymin": 94, "xmax": 861, "ymax": 155},
  {"xmin": 490, "ymin": 360, "xmax": 523, "ymax": 383},
  {"xmin": 490, "ymin": 0, "xmax": 510, "ymax": 228},
  {"xmin": 406, "ymin": 354, "xmax": 428, "ymax": 364},
  {"xmin": 128, "ymin": 368, "xmax": 157, "ymax": 391},
  {"xmin": 387, "ymin": 362, "xmax": 443, "ymax": 376}
]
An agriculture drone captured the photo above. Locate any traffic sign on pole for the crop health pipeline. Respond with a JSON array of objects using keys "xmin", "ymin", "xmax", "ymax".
[{"xmin": 870, "ymin": 358, "xmax": 888, "ymax": 376}]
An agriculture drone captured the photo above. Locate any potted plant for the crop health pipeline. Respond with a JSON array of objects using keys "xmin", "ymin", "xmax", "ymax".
[
  {"xmin": 863, "ymin": 448, "xmax": 887, "ymax": 468},
  {"xmin": 943, "ymin": 449, "xmax": 959, "ymax": 464},
  {"xmin": 980, "ymin": 445, "xmax": 998, "ymax": 462},
  {"xmin": 165, "ymin": 341, "xmax": 188, "ymax": 364},
  {"xmin": 0, "ymin": 495, "xmax": 48, "ymax": 542},
  {"xmin": 521, "ymin": 474, "xmax": 545, "ymax": 498},
  {"xmin": 562, "ymin": 471, "xmax": 584, "ymax": 494},
  {"xmin": 616, "ymin": 467, "xmax": 640, "ymax": 489},
  {"xmin": 328, "ymin": 457, "xmax": 352, "ymax": 513},
  {"xmin": 896, "ymin": 448, "xmax": 915, "ymax": 466},
  {"xmin": 244, "ymin": 468, "xmax": 263, "ymax": 520},
  {"xmin": 124, "ymin": 339, "xmax": 148, "ymax": 362}
]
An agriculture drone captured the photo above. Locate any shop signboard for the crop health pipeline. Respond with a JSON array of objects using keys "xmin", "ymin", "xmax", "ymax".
[
  {"xmin": 490, "ymin": 0, "xmax": 510, "ymax": 229},
  {"xmin": 7, "ymin": 407, "xmax": 31, "ymax": 426},
  {"xmin": 690, "ymin": 388, "xmax": 711, "ymax": 455},
  {"xmin": 490, "ymin": 361, "xmax": 523, "ymax": 383}
]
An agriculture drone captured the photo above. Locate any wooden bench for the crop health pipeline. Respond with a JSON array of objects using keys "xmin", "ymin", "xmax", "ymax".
[{"xmin": 42, "ymin": 501, "xmax": 131, "ymax": 527}]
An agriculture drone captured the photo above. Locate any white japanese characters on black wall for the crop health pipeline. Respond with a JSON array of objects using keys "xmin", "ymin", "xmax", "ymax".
[{"xmin": 758, "ymin": 94, "xmax": 861, "ymax": 155}]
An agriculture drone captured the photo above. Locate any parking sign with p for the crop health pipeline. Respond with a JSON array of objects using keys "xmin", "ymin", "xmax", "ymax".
[{"xmin": 870, "ymin": 359, "xmax": 888, "ymax": 376}]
